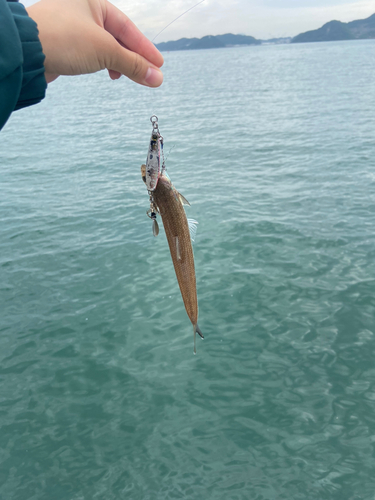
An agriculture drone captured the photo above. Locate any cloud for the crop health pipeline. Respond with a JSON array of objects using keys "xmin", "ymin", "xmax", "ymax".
[
  {"xmin": 112, "ymin": 0, "xmax": 374, "ymax": 41},
  {"xmin": 262, "ymin": 0, "xmax": 356, "ymax": 7},
  {"xmin": 21, "ymin": 0, "xmax": 375, "ymax": 41}
]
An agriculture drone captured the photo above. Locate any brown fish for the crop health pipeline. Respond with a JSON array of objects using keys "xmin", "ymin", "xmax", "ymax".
[{"xmin": 141, "ymin": 165, "xmax": 203, "ymax": 353}]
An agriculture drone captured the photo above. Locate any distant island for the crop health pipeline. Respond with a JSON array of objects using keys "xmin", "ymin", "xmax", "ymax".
[
  {"xmin": 155, "ymin": 13, "xmax": 375, "ymax": 51},
  {"xmin": 155, "ymin": 34, "xmax": 261, "ymax": 52},
  {"xmin": 291, "ymin": 13, "xmax": 375, "ymax": 43}
]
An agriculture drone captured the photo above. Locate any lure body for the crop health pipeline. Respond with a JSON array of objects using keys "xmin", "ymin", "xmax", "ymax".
[{"xmin": 145, "ymin": 116, "xmax": 163, "ymax": 191}]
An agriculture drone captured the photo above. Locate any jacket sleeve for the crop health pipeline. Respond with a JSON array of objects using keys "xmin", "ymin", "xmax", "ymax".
[{"xmin": 0, "ymin": 0, "xmax": 47, "ymax": 130}]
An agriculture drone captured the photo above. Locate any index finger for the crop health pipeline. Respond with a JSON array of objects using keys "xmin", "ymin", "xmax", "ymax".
[{"xmin": 103, "ymin": 1, "xmax": 164, "ymax": 68}]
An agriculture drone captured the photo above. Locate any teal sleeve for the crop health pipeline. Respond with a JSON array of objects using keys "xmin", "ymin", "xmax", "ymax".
[{"xmin": 0, "ymin": 0, "xmax": 47, "ymax": 130}]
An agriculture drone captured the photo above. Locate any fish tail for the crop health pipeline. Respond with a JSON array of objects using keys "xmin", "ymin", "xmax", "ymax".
[
  {"xmin": 196, "ymin": 324, "xmax": 204, "ymax": 339},
  {"xmin": 193, "ymin": 324, "xmax": 204, "ymax": 355}
]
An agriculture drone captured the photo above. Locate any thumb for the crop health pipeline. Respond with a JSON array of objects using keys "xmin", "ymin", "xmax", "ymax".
[{"xmin": 100, "ymin": 32, "xmax": 164, "ymax": 87}]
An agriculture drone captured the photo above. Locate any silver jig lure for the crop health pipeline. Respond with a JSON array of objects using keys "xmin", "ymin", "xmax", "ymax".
[
  {"xmin": 145, "ymin": 115, "xmax": 164, "ymax": 192},
  {"xmin": 142, "ymin": 116, "xmax": 166, "ymax": 237}
]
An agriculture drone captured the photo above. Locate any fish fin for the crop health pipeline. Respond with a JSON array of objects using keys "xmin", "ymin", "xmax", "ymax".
[
  {"xmin": 178, "ymin": 192, "xmax": 190, "ymax": 206},
  {"xmin": 187, "ymin": 219, "xmax": 198, "ymax": 242},
  {"xmin": 175, "ymin": 236, "xmax": 181, "ymax": 261},
  {"xmin": 153, "ymin": 218, "xmax": 159, "ymax": 237},
  {"xmin": 193, "ymin": 324, "xmax": 204, "ymax": 354}
]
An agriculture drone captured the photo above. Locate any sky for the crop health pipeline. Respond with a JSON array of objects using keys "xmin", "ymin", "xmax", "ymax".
[{"xmin": 22, "ymin": 0, "xmax": 374, "ymax": 42}]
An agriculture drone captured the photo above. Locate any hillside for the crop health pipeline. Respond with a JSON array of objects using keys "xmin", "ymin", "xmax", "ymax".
[
  {"xmin": 292, "ymin": 13, "xmax": 375, "ymax": 43},
  {"xmin": 155, "ymin": 34, "xmax": 261, "ymax": 51},
  {"xmin": 154, "ymin": 14, "xmax": 375, "ymax": 51}
]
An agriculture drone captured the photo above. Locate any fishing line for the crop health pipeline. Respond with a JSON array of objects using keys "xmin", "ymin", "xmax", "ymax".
[
  {"xmin": 164, "ymin": 144, "xmax": 176, "ymax": 163},
  {"xmin": 152, "ymin": 0, "xmax": 206, "ymax": 43}
]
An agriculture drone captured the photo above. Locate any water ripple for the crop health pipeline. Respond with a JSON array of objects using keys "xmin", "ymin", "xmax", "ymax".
[{"xmin": 1, "ymin": 40, "xmax": 375, "ymax": 499}]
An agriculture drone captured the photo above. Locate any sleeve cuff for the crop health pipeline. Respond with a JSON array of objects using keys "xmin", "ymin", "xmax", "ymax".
[{"xmin": 8, "ymin": 2, "xmax": 47, "ymax": 111}]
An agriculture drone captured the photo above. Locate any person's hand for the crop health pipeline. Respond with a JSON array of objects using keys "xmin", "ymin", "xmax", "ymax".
[{"xmin": 26, "ymin": 0, "xmax": 164, "ymax": 86}]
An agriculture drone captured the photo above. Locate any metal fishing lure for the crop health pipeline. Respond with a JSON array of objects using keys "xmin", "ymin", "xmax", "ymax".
[
  {"xmin": 145, "ymin": 115, "xmax": 164, "ymax": 191},
  {"xmin": 142, "ymin": 115, "xmax": 165, "ymax": 237}
]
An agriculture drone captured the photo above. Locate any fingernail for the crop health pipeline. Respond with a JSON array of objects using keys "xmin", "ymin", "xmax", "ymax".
[{"xmin": 144, "ymin": 67, "xmax": 163, "ymax": 87}]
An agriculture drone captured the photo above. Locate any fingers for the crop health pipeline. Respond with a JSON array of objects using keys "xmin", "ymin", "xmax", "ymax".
[
  {"xmin": 104, "ymin": 1, "xmax": 164, "ymax": 69},
  {"xmin": 108, "ymin": 69, "xmax": 121, "ymax": 80},
  {"xmin": 100, "ymin": 30, "xmax": 163, "ymax": 87}
]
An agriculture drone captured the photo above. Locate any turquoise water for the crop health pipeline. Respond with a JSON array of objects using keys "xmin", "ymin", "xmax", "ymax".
[{"xmin": 1, "ymin": 40, "xmax": 375, "ymax": 499}]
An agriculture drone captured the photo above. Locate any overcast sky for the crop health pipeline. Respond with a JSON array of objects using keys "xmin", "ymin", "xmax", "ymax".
[{"xmin": 23, "ymin": 0, "xmax": 374, "ymax": 42}]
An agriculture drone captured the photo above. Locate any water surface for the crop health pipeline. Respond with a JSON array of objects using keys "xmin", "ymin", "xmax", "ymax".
[{"xmin": 1, "ymin": 40, "xmax": 375, "ymax": 499}]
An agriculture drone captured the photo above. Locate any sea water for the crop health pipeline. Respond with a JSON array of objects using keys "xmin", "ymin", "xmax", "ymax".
[{"xmin": 1, "ymin": 40, "xmax": 375, "ymax": 500}]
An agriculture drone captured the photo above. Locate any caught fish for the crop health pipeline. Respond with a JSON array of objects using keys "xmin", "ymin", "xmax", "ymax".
[{"xmin": 141, "ymin": 117, "xmax": 203, "ymax": 353}]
